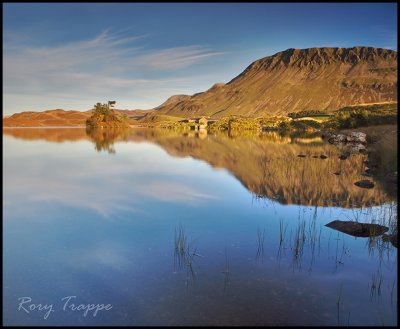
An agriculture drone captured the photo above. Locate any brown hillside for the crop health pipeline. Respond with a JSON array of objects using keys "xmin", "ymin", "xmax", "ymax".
[
  {"xmin": 3, "ymin": 110, "xmax": 91, "ymax": 127},
  {"xmin": 3, "ymin": 109, "xmax": 150, "ymax": 127},
  {"xmin": 154, "ymin": 47, "xmax": 397, "ymax": 118}
]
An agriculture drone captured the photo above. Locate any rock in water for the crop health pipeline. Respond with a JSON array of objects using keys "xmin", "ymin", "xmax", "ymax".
[
  {"xmin": 339, "ymin": 151, "xmax": 350, "ymax": 160},
  {"xmin": 361, "ymin": 172, "xmax": 372, "ymax": 177},
  {"xmin": 347, "ymin": 132, "xmax": 367, "ymax": 144},
  {"xmin": 325, "ymin": 220, "xmax": 388, "ymax": 237},
  {"xmin": 328, "ymin": 134, "xmax": 347, "ymax": 144},
  {"xmin": 328, "ymin": 132, "xmax": 367, "ymax": 145},
  {"xmin": 382, "ymin": 233, "xmax": 398, "ymax": 248},
  {"xmin": 354, "ymin": 180, "xmax": 375, "ymax": 189}
]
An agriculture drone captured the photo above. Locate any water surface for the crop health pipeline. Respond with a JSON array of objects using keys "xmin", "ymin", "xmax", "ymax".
[{"xmin": 3, "ymin": 127, "xmax": 397, "ymax": 326}]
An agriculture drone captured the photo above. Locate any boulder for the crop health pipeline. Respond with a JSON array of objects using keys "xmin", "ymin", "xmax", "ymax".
[
  {"xmin": 354, "ymin": 180, "xmax": 375, "ymax": 189},
  {"xmin": 326, "ymin": 220, "xmax": 388, "ymax": 237},
  {"xmin": 339, "ymin": 151, "xmax": 350, "ymax": 160},
  {"xmin": 347, "ymin": 132, "xmax": 367, "ymax": 144},
  {"xmin": 360, "ymin": 172, "xmax": 372, "ymax": 177},
  {"xmin": 382, "ymin": 233, "xmax": 398, "ymax": 248},
  {"xmin": 320, "ymin": 154, "xmax": 328, "ymax": 159},
  {"xmin": 349, "ymin": 143, "xmax": 366, "ymax": 153},
  {"xmin": 328, "ymin": 132, "xmax": 367, "ymax": 145},
  {"xmin": 328, "ymin": 134, "xmax": 347, "ymax": 144},
  {"xmin": 297, "ymin": 154, "xmax": 306, "ymax": 158}
]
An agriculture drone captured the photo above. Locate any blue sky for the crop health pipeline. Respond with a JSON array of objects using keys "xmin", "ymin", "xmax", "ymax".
[{"xmin": 3, "ymin": 3, "xmax": 397, "ymax": 115}]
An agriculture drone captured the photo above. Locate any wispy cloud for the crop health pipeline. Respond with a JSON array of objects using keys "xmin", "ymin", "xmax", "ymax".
[
  {"xmin": 137, "ymin": 45, "xmax": 226, "ymax": 70},
  {"xmin": 139, "ymin": 181, "xmax": 218, "ymax": 204},
  {"xmin": 3, "ymin": 30, "xmax": 226, "ymax": 114}
]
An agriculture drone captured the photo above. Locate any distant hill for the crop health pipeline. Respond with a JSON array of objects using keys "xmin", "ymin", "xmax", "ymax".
[
  {"xmin": 3, "ymin": 109, "xmax": 149, "ymax": 127},
  {"xmin": 152, "ymin": 47, "xmax": 397, "ymax": 118},
  {"xmin": 3, "ymin": 109, "xmax": 91, "ymax": 127}
]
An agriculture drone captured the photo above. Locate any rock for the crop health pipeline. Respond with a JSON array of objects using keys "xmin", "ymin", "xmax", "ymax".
[
  {"xmin": 339, "ymin": 151, "xmax": 350, "ymax": 160},
  {"xmin": 328, "ymin": 134, "xmax": 347, "ymax": 144},
  {"xmin": 354, "ymin": 180, "xmax": 375, "ymax": 189},
  {"xmin": 382, "ymin": 233, "xmax": 397, "ymax": 248},
  {"xmin": 321, "ymin": 131, "xmax": 335, "ymax": 139},
  {"xmin": 333, "ymin": 171, "xmax": 341, "ymax": 175},
  {"xmin": 312, "ymin": 155, "xmax": 319, "ymax": 158},
  {"xmin": 297, "ymin": 154, "xmax": 306, "ymax": 158},
  {"xmin": 361, "ymin": 172, "xmax": 372, "ymax": 177},
  {"xmin": 348, "ymin": 132, "xmax": 367, "ymax": 144},
  {"xmin": 320, "ymin": 154, "xmax": 328, "ymax": 159},
  {"xmin": 328, "ymin": 132, "xmax": 367, "ymax": 145},
  {"xmin": 349, "ymin": 143, "xmax": 366, "ymax": 153},
  {"xmin": 325, "ymin": 220, "xmax": 388, "ymax": 237}
]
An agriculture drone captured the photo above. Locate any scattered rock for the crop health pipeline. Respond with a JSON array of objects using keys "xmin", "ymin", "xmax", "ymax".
[
  {"xmin": 297, "ymin": 154, "xmax": 306, "ymax": 158},
  {"xmin": 347, "ymin": 132, "xmax": 367, "ymax": 143},
  {"xmin": 354, "ymin": 180, "xmax": 375, "ymax": 189},
  {"xmin": 325, "ymin": 220, "xmax": 388, "ymax": 237},
  {"xmin": 328, "ymin": 132, "xmax": 367, "ymax": 145},
  {"xmin": 328, "ymin": 134, "xmax": 347, "ymax": 144},
  {"xmin": 312, "ymin": 155, "xmax": 319, "ymax": 158},
  {"xmin": 360, "ymin": 172, "xmax": 372, "ymax": 177},
  {"xmin": 348, "ymin": 143, "xmax": 366, "ymax": 153},
  {"xmin": 333, "ymin": 171, "xmax": 341, "ymax": 176},
  {"xmin": 339, "ymin": 151, "xmax": 350, "ymax": 160},
  {"xmin": 382, "ymin": 233, "xmax": 397, "ymax": 248},
  {"xmin": 320, "ymin": 154, "xmax": 328, "ymax": 159}
]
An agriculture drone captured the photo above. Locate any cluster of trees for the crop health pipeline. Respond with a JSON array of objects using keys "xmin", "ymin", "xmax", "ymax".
[
  {"xmin": 86, "ymin": 101, "xmax": 129, "ymax": 128},
  {"xmin": 326, "ymin": 103, "xmax": 397, "ymax": 128},
  {"xmin": 328, "ymin": 109, "xmax": 397, "ymax": 129}
]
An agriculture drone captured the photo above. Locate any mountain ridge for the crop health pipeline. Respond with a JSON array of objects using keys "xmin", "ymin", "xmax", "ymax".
[{"xmin": 152, "ymin": 46, "xmax": 397, "ymax": 118}]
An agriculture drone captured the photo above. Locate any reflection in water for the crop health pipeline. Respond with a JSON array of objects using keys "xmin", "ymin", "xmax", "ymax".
[
  {"xmin": 3, "ymin": 127, "xmax": 397, "ymax": 326},
  {"xmin": 3, "ymin": 126, "xmax": 396, "ymax": 208},
  {"xmin": 85, "ymin": 127, "xmax": 132, "ymax": 154}
]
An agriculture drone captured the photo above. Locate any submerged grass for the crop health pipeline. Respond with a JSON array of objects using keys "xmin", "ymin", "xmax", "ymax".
[
  {"xmin": 256, "ymin": 226, "xmax": 266, "ymax": 261},
  {"xmin": 174, "ymin": 224, "xmax": 202, "ymax": 287}
]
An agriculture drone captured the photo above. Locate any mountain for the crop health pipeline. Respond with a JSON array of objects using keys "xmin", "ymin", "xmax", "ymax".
[{"xmin": 152, "ymin": 47, "xmax": 397, "ymax": 118}]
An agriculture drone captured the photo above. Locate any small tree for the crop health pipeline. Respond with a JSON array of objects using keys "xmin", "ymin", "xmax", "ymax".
[{"xmin": 86, "ymin": 101, "xmax": 129, "ymax": 128}]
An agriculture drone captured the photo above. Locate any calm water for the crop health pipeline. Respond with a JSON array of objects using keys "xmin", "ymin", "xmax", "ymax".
[{"xmin": 3, "ymin": 127, "xmax": 397, "ymax": 326}]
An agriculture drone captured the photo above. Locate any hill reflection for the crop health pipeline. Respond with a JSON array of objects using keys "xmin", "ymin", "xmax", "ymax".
[{"xmin": 4, "ymin": 126, "xmax": 396, "ymax": 208}]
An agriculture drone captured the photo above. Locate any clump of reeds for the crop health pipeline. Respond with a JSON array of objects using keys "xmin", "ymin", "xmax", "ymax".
[{"xmin": 256, "ymin": 226, "xmax": 266, "ymax": 260}]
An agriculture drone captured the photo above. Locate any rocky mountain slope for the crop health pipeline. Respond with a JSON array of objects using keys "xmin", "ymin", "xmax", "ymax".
[{"xmin": 153, "ymin": 47, "xmax": 397, "ymax": 118}]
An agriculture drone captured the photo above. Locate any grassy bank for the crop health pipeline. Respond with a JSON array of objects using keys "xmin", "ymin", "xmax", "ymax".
[{"xmin": 134, "ymin": 102, "xmax": 397, "ymax": 133}]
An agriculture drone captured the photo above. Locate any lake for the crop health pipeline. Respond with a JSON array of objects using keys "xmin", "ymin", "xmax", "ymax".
[{"xmin": 3, "ymin": 126, "xmax": 397, "ymax": 326}]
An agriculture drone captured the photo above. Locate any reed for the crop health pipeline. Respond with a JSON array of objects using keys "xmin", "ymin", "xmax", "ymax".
[{"xmin": 256, "ymin": 226, "xmax": 266, "ymax": 261}]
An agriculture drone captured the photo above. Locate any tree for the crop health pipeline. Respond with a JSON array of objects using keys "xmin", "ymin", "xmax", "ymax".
[{"xmin": 86, "ymin": 101, "xmax": 129, "ymax": 128}]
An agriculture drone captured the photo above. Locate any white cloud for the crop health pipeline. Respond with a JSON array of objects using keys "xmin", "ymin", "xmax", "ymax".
[
  {"xmin": 3, "ymin": 30, "xmax": 227, "ymax": 114},
  {"xmin": 139, "ymin": 181, "xmax": 219, "ymax": 204},
  {"xmin": 137, "ymin": 45, "xmax": 226, "ymax": 70}
]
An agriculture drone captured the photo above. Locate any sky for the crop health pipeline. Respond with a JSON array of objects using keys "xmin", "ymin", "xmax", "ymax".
[{"xmin": 3, "ymin": 3, "xmax": 397, "ymax": 115}]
